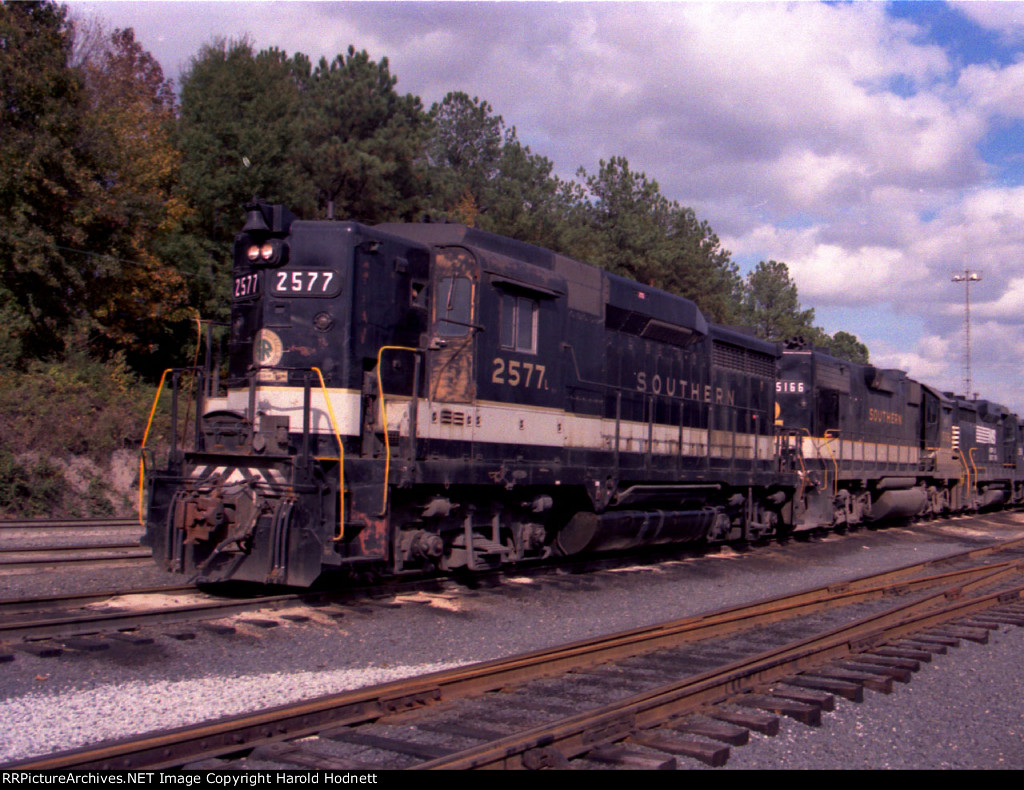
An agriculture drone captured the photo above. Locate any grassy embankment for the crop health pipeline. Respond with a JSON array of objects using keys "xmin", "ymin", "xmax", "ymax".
[{"xmin": 0, "ymin": 354, "xmax": 173, "ymax": 518}]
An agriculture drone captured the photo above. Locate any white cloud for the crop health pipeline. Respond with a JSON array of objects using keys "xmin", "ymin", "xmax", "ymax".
[
  {"xmin": 974, "ymin": 275, "xmax": 1024, "ymax": 320},
  {"xmin": 67, "ymin": 1, "xmax": 1024, "ymax": 412},
  {"xmin": 954, "ymin": 1, "xmax": 1024, "ymax": 44},
  {"xmin": 956, "ymin": 59, "xmax": 1024, "ymax": 119},
  {"xmin": 872, "ymin": 333, "xmax": 954, "ymax": 384},
  {"xmin": 789, "ymin": 244, "xmax": 928, "ymax": 305}
]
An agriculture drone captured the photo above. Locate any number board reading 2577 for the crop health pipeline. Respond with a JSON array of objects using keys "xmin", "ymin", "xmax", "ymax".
[
  {"xmin": 234, "ymin": 272, "xmax": 260, "ymax": 299},
  {"xmin": 272, "ymin": 270, "xmax": 343, "ymax": 297}
]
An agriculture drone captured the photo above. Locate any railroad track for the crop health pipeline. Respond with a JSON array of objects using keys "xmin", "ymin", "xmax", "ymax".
[
  {"xmin": 0, "ymin": 544, "xmax": 152, "ymax": 570},
  {"xmin": 0, "ymin": 585, "xmax": 327, "ymax": 643},
  {"xmin": 0, "ymin": 517, "xmax": 138, "ymax": 530},
  {"xmin": 0, "ymin": 516, "xmax": 147, "ymax": 571},
  {"xmin": 5, "ymin": 518, "xmax": 1018, "ymax": 644},
  {"xmin": 7, "ymin": 536, "xmax": 1024, "ymax": 770}
]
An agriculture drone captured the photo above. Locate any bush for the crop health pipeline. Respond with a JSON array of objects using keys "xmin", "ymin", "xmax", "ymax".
[
  {"xmin": 0, "ymin": 352, "xmax": 173, "ymax": 518},
  {"xmin": 0, "ymin": 449, "xmax": 67, "ymax": 517}
]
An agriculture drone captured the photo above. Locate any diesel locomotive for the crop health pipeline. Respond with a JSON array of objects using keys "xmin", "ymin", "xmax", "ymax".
[{"xmin": 140, "ymin": 201, "xmax": 1024, "ymax": 586}]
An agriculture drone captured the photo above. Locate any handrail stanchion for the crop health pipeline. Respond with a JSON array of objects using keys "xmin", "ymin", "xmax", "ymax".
[
  {"xmin": 375, "ymin": 346, "xmax": 421, "ymax": 516},
  {"xmin": 193, "ymin": 370, "xmax": 204, "ymax": 452},
  {"xmin": 301, "ymin": 372, "xmax": 312, "ymax": 470}
]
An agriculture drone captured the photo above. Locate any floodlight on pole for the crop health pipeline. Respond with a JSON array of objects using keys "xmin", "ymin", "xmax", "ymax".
[{"xmin": 951, "ymin": 269, "xmax": 981, "ymax": 398}]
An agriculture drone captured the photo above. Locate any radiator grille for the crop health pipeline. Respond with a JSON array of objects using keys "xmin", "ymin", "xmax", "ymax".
[{"xmin": 712, "ymin": 342, "xmax": 776, "ymax": 378}]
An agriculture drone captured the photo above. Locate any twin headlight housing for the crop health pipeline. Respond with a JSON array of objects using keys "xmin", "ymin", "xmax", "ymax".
[{"xmin": 245, "ymin": 238, "xmax": 287, "ymax": 266}]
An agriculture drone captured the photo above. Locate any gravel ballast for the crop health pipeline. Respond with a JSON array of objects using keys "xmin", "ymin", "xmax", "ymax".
[
  {"xmin": 713, "ymin": 624, "xmax": 1024, "ymax": 769},
  {"xmin": 0, "ymin": 662, "xmax": 459, "ymax": 763},
  {"xmin": 2, "ymin": 515, "xmax": 1023, "ymax": 768}
]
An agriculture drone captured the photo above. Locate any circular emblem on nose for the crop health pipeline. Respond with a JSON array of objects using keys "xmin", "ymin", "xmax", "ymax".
[{"xmin": 254, "ymin": 328, "xmax": 283, "ymax": 367}]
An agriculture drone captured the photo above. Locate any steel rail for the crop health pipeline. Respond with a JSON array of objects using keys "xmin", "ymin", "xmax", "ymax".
[
  {"xmin": 6, "ymin": 546, "xmax": 1023, "ymax": 771},
  {"xmin": 0, "ymin": 548, "xmax": 153, "ymax": 570},
  {"xmin": 0, "ymin": 518, "xmax": 138, "ymax": 530},
  {"xmin": 0, "ymin": 557, "xmax": 152, "ymax": 572},
  {"xmin": 1, "ymin": 543, "xmax": 147, "ymax": 558}
]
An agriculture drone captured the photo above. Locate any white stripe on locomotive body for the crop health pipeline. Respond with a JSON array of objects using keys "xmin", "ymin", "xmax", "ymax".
[
  {"xmin": 794, "ymin": 435, "xmax": 921, "ymax": 468},
  {"xmin": 207, "ymin": 386, "xmax": 775, "ymax": 460},
  {"xmin": 206, "ymin": 388, "xmax": 363, "ymax": 437},
  {"xmin": 410, "ymin": 397, "xmax": 778, "ymax": 459}
]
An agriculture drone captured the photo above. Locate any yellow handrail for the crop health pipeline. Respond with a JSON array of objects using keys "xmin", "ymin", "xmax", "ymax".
[
  {"xmin": 137, "ymin": 363, "xmax": 401, "ymax": 541},
  {"xmin": 310, "ymin": 367, "xmax": 346, "ymax": 541},
  {"xmin": 138, "ymin": 368, "xmax": 174, "ymax": 525}
]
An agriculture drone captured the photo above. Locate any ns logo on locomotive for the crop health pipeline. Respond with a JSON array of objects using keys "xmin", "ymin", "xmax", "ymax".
[{"xmin": 141, "ymin": 200, "xmax": 1024, "ymax": 586}]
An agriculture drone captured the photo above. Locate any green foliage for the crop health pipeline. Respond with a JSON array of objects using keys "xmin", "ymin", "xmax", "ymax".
[
  {"xmin": 178, "ymin": 41, "xmax": 431, "ymax": 230},
  {"xmin": 425, "ymin": 92, "xmax": 574, "ymax": 251},
  {"xmin": 0, "ymin": 285, "xmax": 32, "ymax": 367},
  {"xmin": 739, "ymin": 259, "xmax": 817, "ymax": 340},
  {"xmin": 177, "ymin": 38, "xmax": 312, "ymax": 241},
  {"xmin": 84, "ymin": 476, "xmax": 116, "ymax": 517},
  {"xmin": 299, "ymin": 47, "xmax": 430, "ymax": 222},
  {"xmin": 74, "ymin": 26, "xmax": 191, "ymax": 357},
  {"xmin": 0, "ymin": 449, "xmax": 67, "ymax": 517},
  {"xmin": 487, "ymin": 138, "xmax": 575, "ymax": 252},
  {"xmin": 428, "ymin": 92, "xmax": 504, "ymax": 208},
  {"xmin": 562, "ymin": 157, "xmax": 744, "ymax": 323},
  {"xmin": 0, "ymin": 351, "xmax": 171, "ymax": 517},
  {"xmin": 737, "ymin": 261, "xmax": 870, "ymax": 362},
  {"xmin": 173, "ymin": 37, "xmax": 310, "ymax": 327},
  {"xmin": 0, "ymin": 351, "xmax": 168, "ymax": 461},
  {"xmin": 0, "ymin": 4, "xmax": 193, "ymax": 366},
  {"xmin": 815, "ymin": 329, "xmax": 871, "ymax": 364},
  {"xmin": 0, "ymin": 1, "xmax": 91, "ymax": 360},
  {"xmin": 565, "ymin": 157, "xmax": 674, "ymax": 279}
]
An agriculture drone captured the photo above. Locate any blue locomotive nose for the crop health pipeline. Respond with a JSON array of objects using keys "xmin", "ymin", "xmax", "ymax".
[{"xmin": 229, "ymin": 214, "xmax": 357, "ymax": 387}]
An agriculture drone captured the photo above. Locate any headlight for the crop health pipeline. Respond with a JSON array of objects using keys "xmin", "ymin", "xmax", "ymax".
[{"xmin": 244, "ymin": 238, "xmax": 287, "ymax": 266}]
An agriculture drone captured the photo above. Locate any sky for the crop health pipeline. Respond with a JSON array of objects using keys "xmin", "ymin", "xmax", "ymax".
[{"xmin": 70, "ymin": 1, "xmax": 1024, "ymax": 413}]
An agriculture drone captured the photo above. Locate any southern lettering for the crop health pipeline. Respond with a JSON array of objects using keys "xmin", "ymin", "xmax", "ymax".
[
  {"xmin": 868, "ymin": 408, "xmax": 903, "ymax": 425},
  {"xmin": 636, "ymin": 372, "xmax": 736, "ymax": 405}
]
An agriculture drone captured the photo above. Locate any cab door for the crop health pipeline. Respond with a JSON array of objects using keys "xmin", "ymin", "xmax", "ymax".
[{"xmin": 429, "ymin": 247, "xmax": 478, "ymax": 404}]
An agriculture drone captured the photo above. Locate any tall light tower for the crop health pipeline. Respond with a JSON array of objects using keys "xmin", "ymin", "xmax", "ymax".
[{"xmin": 951, "ymin": 269, "xmax": 981, "ymax": 398}]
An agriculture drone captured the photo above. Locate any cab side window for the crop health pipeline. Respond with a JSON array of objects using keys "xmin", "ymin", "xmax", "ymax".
[
  {"xmin": 437, "ymin": 276, "xmax": 473, "ymax": 337},
  {"xmin": 500, "ymin": 292, "xmax": 538, "ymax": 353}
]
